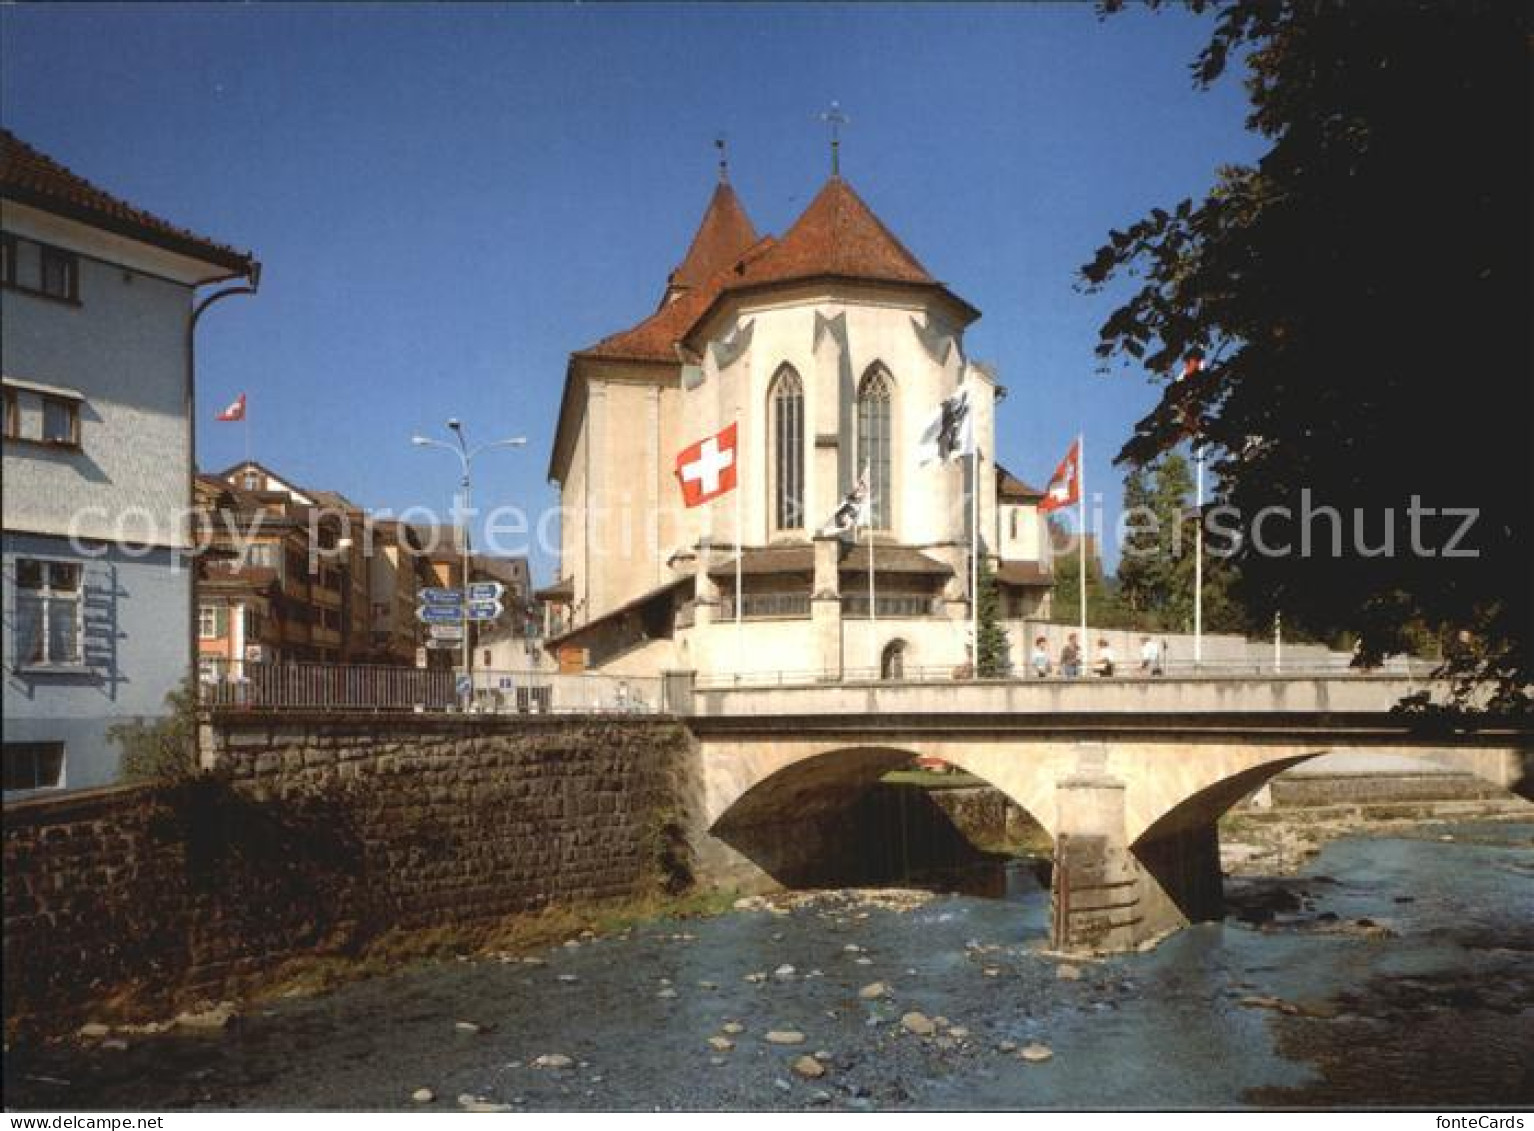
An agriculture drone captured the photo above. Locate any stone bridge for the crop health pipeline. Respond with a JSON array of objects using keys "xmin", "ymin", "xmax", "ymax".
[{"xmin": 670, "ymin": 674, "xmax": 1532, "ymax": 953}]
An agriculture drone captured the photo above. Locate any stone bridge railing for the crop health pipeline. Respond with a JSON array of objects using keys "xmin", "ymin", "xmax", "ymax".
[{"xmin": 671, "ymin": 672, "xmax": 1444, "ymax": 723}]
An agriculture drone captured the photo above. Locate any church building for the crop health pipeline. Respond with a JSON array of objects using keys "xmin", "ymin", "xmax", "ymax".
[{"xmin": 543, "ymin": 153, "xmax": 1053, "ymax": 680}]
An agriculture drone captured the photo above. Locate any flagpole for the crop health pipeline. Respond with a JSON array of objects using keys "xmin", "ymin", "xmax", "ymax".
[
  {"xmin": 971, "ymin": 444, "xmax": 980, "ymax": 676},
  {"xmin": 867, "ymin": 513, "xmax": 876, "ymax": 675},
  {"xmin": 734, "ymin": 412, "xmax": 743, "ymax": 674},
  {"xmin": 1077, "ymin": 433, "xmax": 1087, "ymax": 657},
  {"xmin": 1194, "ymin": 442, "xmax": 1204, "ymax": 668}
]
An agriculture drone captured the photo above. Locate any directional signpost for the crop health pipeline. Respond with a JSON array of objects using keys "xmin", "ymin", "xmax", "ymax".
[
  {"xmin": 417, "ymin": 604, "xmax": 464, "ymax": 624},
  {"xmin": 429, "ymin": 624, "xmax": 465, "ymax": 641},
  {"xmin": 419, "ymin": 587, "xmax": 463, "ymax": 605},
  {"xmin": 466, "ymin": 599, "xmax": 504, "ymax": 622},
  {"xmin": 467, "ymin": 582, "xmax": 505, "ymax": 603}
]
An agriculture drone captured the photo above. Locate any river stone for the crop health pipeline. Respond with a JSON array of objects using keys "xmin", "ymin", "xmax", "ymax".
[
  {"xmin": 774, "ymin": 964, "xmax": 796, "ymax": 978},
  {"xmin": 458, "ymin": 1095, "xmax": 514, "ymax": 1112},
  {"xmin": 948, "ymin": 1026, "xmax": 970, "ymax": 1040},
  {"xmin": 1020, "ymin": 1043, "xmax": 1054, "ymax": 1063},
  {"xmin": 982, "ymin": 967, "xmax": 1002, "ymax": 977},
  {"xmin": 412, "ymin": 1088, "xmax": 435, "ymax": 1104},
  {"xmin": 997, "ymin": 1040, "xmax": 1019, "ymax": 1053},
  {"xmin": 101, "ymin": 1038, "xmax": 129, "ymax": 1052},
  {"xmin": 792, "ymin": 1055, "xmax": 826, "ymax": 1079},
  {"xmin": 454, "ymin": 1021, "xmax": 482, "ymax": 1034},
  {"xmin": 901, "ymin": 1012, "xmax": 937, "ymax": 1036},
  {"xmin": 855, "ymin": 957, "xmax": 874, "ymax": 966},
  {"xmin": 858, "ymin": 982, "xmax": 890, "ymax": 1000},
  {"xmin": 78, "ymin": 1022, "xmax": 111, "ymax": 1039},
  {"xmin": 708, "ymin": 1036, "xmax": 735, "ymax": 1052},
  {"xmin": 765, "ymin": 1030, "xmax": 806, "ymax": 1045},
  {"xmin": 1056, "ymin": 964, "xmax": 1084, "ymax": 981},
  {"xmin": 175, "ymin": 1002, "xmax": 238, "ymax": 1032},
  {"xmin": 722, "ymin": 1022, "xmax": 745, "ymax": 1035},
  {"xmin": 657, "ymin": 988, "xmax": 678, "ymax": 999},
  {"xmin": 557, "ymin": 974, "xmax": 579, "ymax": 983},
  {"xmin": 532, "ymin": 1053, "xmax": 575, "ymax": 1069}
]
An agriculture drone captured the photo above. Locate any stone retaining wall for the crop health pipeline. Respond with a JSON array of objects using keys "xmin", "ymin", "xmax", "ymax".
[{"xmin": 3, "ymin": 714, "xmax": 697, "ymax": 1033}]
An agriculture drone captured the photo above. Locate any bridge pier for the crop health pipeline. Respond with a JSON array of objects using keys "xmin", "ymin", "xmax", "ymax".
[{"xmin": 1051, "ymin": 757, "xmax": 1224, "ymax": 953}]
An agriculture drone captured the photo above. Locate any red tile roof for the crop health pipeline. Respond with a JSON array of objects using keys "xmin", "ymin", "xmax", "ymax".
[
  {"xmin": 665, "ymin": 181, "xmax": 758, "ymax": 297},
  {"xmin": 576, "ymin": 174, "xmax": 976, "ymax": 365},
  {"xmin": 1, "ymin": 128, "xmax": 257, "ymax": 276},
  {"xmin": 997, "ymin": 465, "xmax": 1045, "ymax": 501},
  {"xmin": 577, "ymin": 235, "xmax": 776, "ymax": 363},
  {"xmin": 724, "ymin": 176, "xmax": 934, "ymax": 291}
]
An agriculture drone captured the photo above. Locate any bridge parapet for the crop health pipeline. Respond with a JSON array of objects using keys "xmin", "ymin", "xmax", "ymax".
[{"xmin": 688, "ymin": 674, "xmax": 1444, "ymax": 721}]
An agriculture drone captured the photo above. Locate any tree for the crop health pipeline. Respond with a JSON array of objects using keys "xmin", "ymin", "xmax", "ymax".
[
  {"xmin": 975, "ymin": 555, "xmax": 1012, "ymax": 677},
  {"xmin": 1048, "ymin": 521, "xmax": 1127, "ymax": 628},
  {"xmin": 1082, "ymin": 1, "xmax": 1530, "ymax": 710},
  {"xmin": 110, "ymin": 679, "xmax": 203, "ymax": 784},
  {"xmin": 1115, "ymin": 464, "xmax": 1160, "ymax": 624}
]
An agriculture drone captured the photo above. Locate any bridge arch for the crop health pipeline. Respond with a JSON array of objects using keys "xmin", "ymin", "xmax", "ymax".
[
  {"xmin": 1129, "ymin": 743, "xmax": 1531, "ymax": 849},
  {"xmin": 705, "ymin": 741, "xmax": 1057, "ymax": 889}
]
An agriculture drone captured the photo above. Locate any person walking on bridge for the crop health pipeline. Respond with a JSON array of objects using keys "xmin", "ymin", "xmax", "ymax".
[
  {"xmin": 1060, "ymin": 634, "xmax": 1082, "ymax": 678},
  {"xmin": 1093, "ymin": 638, "xmax": 1117, "ymax": 678},
  {"xmin": 1031, "ymin": 636, "xmax": 1052, "ymax": 678}
]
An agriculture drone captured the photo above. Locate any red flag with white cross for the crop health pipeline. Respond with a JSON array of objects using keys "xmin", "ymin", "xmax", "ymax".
[
  {"xmin": 1038, "ymin": 438, "xmax": 1081, "ymax": 514},
  {"xmin": 215, "ymin": 393, "xmax": 246, "ymax": 422},
  {"xmin": 674, "ymin": 422, "xmax": 738, "ymax": 507}
]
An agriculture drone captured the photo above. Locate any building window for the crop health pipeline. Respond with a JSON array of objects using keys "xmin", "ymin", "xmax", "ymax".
[
  {"xmin": 242, "ymin": 470, "xmax": 261, "ymax": 491},
  {"xmin": 14, "ymin": 559, "xmax": 84, "ymax": 667},
  {"xmin": 881, "ymin": 639, "xmax": 907, "ymax": 680},
  {"xmin": 3, "ymin": 742, "xmax": 65, "ymax": 792},
  {"xmin": 39, "ymin": 246, "xmax": 79, "ymax": 301},
  {"xmin": 3, "ymin": 387, "xmax": 17, "ymax": 439},
  {"xmin": 769, "ymin": 365, "xmax": 805, "ymax": 530},
  {"xmin": 245, "ymin": 542, "xmax": 279, "ymax": 569},
  {"xmin": 198, "ymin": 604, "xmax": 229, "ymax": 640},
  {"xmin": 41, "ymin": 395, "xmax": 79, "ymax": 446},
  {"xmin": 0, "ymin": 234, "xmax": 15, "ymax": 286},
  {"xmin": 856, "ymin": 365, "xmax": 894, "ymax": 530}
]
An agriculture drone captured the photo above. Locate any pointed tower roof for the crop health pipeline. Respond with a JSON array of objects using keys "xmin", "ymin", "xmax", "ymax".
[
  {"xmin": 730, "ymin": 176, "xmax": 935, "ymax": 289},
  {"xmin": 661, "ymin": 181, "xmax": 759, "ymax": 303},
  {"xmin": 680, "ymin": 175, "xmax": 979, "ymax": 344}
]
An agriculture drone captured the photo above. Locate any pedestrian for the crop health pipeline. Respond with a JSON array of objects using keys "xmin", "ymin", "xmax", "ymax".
[
  {"xmin": 1030, "ymin": 635, "xmax": 1052, "ymax": 678},
  {"xmin": 1060, "ymin": 633, "xmax": 1082, "ymax": 678},
  {"xmin": 1093, "ymin": 638, "xmax": 1116, "ymax": 677},
  {"xmin": 1140, "ymin": 635, "xmax": 1163, "ymax": 676}
]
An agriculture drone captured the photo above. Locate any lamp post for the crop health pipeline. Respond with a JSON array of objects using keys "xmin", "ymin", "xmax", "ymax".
[{"xmin": 412, "ymin": 421, "xmax": 525, "ymax": 711}]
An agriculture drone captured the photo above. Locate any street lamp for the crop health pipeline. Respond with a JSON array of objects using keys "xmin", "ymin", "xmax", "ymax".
[{"xmin": 411, "ymin": 423, "xmax": 526, "ymax": 710}]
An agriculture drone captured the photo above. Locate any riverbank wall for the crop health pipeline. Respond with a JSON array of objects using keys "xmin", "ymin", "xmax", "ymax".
[{"xmin": 3, "ymin": 714, "xmax": 698, "ymax": 1035}]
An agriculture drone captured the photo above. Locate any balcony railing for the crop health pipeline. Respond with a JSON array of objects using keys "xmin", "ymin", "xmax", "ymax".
[
  {"xmin": 718, "ymin": 593, "xmax": 812, "ymax": 620},
  {"xmin": 841, "ymin": 594, "xmax": 941, "ymax": 618}
]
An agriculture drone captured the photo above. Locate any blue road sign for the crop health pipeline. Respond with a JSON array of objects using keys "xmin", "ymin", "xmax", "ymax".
[
  {"xmin": 417, "ymin": 604, "xmax": 464, "ymax": 624},
  {"xmin": 419, "ymin": 587, "xmax": 463, "ymax": 605},
  {"xmin": 468, "ymin": 582, "xmax": 506, "ymax": 602},
  {"xmin": 455, "ymin": 674, "xmax": 472, "ymax": 696},
  {"xmin": 466, "ymin": 599, "xmax": 504, "ymax": 621}
]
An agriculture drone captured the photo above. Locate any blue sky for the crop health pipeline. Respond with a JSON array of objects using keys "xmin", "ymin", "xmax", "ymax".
[{"xmin": 1, "ymin": 3, "xmax": 1261, "ymax": 578}]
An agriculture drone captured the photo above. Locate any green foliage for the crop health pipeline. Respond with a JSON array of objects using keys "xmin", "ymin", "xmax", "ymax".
[
  {"xmin": 1084, "ymin": 1, "xmax": 1529, "ymax": 706},
  {"xmin": 110, "ymin": 679, "xmax": 203, "ymax": 784},
  {"xmin": 1048, "ymin": 521, "xmax": 1129, "ymax": 628},
  {"xmin": 974, "ymin": 556, "xmax": 1011, "ymax": 677}
]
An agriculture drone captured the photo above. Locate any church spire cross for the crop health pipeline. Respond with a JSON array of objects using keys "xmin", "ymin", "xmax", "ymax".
[
  {"xmin": 819, "ymin": 101, "xmax": 849, "ymax": 178},
  {"xmin": 714, "ymin": 134, "xmax": 729, "ymax": 184}
]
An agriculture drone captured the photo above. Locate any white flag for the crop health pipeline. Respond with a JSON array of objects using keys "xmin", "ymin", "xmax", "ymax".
[
  {"xmin": 819, "ymin": 468, "xmax": 870, "ymax": 536},
  {"xmin": 917, "ymin": 387, "xmax": 974, "ymax": 464}
]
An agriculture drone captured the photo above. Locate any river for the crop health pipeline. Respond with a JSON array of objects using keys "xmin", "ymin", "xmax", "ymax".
[{"xmin": 6, "ymin": 820, "xmax": 1531, "ymax": 1110}]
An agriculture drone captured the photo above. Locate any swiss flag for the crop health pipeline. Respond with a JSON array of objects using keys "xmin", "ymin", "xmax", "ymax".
[
  {"xmin": 674, "ymin": 423, "xmax": 738, "ymax": 508},
  {"xmin": 1038, "ymin": 439, "xmax": 1081, "ymax": 514},
  {"xmin": 215, "ymin": 393, "xmax": 246, "ymax": 422}
]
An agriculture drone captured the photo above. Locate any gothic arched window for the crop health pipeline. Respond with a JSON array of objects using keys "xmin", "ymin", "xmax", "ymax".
[
  {"xmin": 857, "ymin": 365, "xmax": 894, "ymax": 530},
  {"xmin": 881, "ymin": 639, "xmax": 907, "ymax": 680},
  {"xmin": 770, "ymin": 365, "xmax": 804, "ymax": 530}
]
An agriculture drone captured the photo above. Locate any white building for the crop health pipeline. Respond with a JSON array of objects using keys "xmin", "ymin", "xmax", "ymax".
[
  {"xmin": 545, "ymin": 163, "xmax": 1052, "ymax": 681},
  {"xmin": 2, "ymin": 130, "xmax": 258, "ymax": 792}
]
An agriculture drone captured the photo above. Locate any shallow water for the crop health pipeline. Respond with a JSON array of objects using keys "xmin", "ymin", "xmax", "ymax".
[{"xmin": 8, "ymin": 820, "xmax": 1532, "ymax": 1111}]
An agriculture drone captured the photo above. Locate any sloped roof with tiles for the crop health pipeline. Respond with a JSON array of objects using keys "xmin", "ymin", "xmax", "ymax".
[{"xmin": 1, "ymin": 129, "xmax": 257, "ymax": 276}]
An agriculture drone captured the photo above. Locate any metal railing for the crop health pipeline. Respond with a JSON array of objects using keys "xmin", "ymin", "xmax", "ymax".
[
  {"xmin": 718, "ymin": 593, "xmax": 812, "ymax": 620},
  {"xmin": 841, "ymin": 594, "xmax": 941, "ymax": 618},
  {"xmin": 693, "ymin": 654, "xmax": 1439, "ymax": 690},
  {"xmin": 199, "ymin": 660, "xmax": 663, "ymax": 715}
]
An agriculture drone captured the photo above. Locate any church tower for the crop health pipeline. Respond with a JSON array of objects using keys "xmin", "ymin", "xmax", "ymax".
[{"xmin": 544, "ymin": 157, "xmax": 1052, "ymax": 678}]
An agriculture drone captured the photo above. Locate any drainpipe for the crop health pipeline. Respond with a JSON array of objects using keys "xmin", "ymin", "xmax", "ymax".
[{"xmin": 187, "ymin": 262, "xmax": 262, "ymax": 693}]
